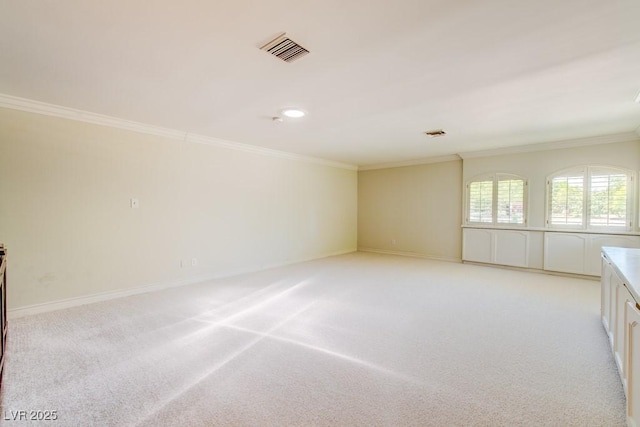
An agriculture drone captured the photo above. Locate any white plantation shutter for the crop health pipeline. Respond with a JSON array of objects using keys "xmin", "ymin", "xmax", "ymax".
[
  {"xmin": 468, "ymin": 180, "xmax": 493, "ymax": 223},
  {"xmin": 497, "ymin": 177, "xmax": 525, "ymax": 224},
  {"xmin": 467, "ymin": 174, "xmax": 526, "ymax": 225},
  {"xmin": 547, "ymin": 166, "xmax": 632, "ymax": 231},
  {"xmin": 589, "ymin": 169, "xmax": 628, "ymax": 228},
  {"xmin": 548, "ymin": 171, "xmax": 584, "ymax": 227}
]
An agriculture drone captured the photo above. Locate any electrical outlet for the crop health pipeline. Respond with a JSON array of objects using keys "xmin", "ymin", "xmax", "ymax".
[
  {"xmin": 191, "ymin": 258, "xmax": 198, "ymax": 267},
  {"xmin": 130, "ymin": 198, "xmax": 139, "ymax": 209}
]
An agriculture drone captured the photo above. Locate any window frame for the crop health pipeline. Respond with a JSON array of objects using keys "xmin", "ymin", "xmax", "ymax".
[
  {"xmin": 545, "ymin": 165, "xmax": 635, "ymax": 232},
  {"xmin": 465, "ymin": 173, "xmax": 528, "ymax": 227}
]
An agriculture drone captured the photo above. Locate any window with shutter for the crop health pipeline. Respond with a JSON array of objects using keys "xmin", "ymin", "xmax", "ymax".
[
  {"xmin": 547, "ymin": 166, "xmax": 633, "ymax": 231},
  {"xmin": 466, "ymin": 174, "xmax": 526, "ymax": 225},
  {"xmin": 497, "ymin": 177, "xmax": 525, "ymax": 224},
  {"xmin": 548, "ymin": 170, "xmax": 585, "ymax": 227},
  {"xmin": 469, "ymin": 180, "xmax": 493, "ymax": 223}
]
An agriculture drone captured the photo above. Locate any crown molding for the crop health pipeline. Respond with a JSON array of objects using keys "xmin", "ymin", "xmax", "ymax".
[
  {"xmin": 0, "ymin": 93, "xmax": 357, "ymax": 171},
  {"xmin": 458, "ymin": 132, "xmax": 640, "ymax": 159},
  {"xmin": 0, "ymin": 93, "xmax": 186, "ymax": 140},
  {"xmin": 358, "ymin": 154, "xmax": 461, "ymax": 171}
]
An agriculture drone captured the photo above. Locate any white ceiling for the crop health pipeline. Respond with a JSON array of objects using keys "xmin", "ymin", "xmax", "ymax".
[{"xmin": 1, "ymin": 0, "xmax": 639, "ymax": 166}]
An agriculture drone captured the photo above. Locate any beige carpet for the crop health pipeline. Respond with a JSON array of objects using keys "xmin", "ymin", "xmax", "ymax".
[{"xmin": 0, "ymin": 252, "xmax": 626, "ymax": 426}]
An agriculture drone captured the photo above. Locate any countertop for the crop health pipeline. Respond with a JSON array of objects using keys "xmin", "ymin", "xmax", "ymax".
[{"xmin": 602, "ymin": 246, "xmax": 640, "ymax": 303}]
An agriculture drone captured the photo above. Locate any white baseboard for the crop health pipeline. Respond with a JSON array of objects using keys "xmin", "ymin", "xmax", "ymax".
[
  {"xmin": 357, "ymin": 247, "xmax": 461, "ymax": 263},
  {"xmin": 8, "ymin": 248, "xmax": 356, "ymax": 319},
  {"xmin": 461, "ymin": 260, "xmax": 600, "ymax": 281},
  {"xmin": 8, "ymin": 276, "xmax": 203, "ymax": 319}
]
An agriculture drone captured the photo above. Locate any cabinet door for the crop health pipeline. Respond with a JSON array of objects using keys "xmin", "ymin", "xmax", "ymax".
[
  {"xmin": 494, "ymin": 230, "xmax": 529, "ymax": 267},
  {"xmin": 601, "ymin": 257, "xmax": 613, "ymax": 339},
  {"xmin": 614, "ymin": 281, "xmax": 635, "ymax": 392},
  {"xmin": 609, "ymin": 271, "xmax": 619, "ymax": 349},
  {"xmin": 462, "ymin": 229, "xmax": 493, "ymax": 263},
  {"xmin": 544, "ymin": 233, "xmax": 586, "ymax": 274},
  {"xmin": 627, "ymin": 300, "xmax": 640, "ymax": 427}
]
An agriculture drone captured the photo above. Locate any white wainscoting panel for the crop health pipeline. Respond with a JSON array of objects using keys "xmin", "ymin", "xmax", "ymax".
[
  {"xmin": 463, "ymin": 228, "xmax": 542, "ymax": 268},
  {"xmin": 465, "ymin": 228, "xmax": 640, "ymax": 275},
  {"xmin": 627, "ymin": 300, "xmax": 640, "ymax": 426},
  {"xmin": 544, "ymin": 233, "xmax": 640, "ymax": 276},
  {"xmin": 544, "ymin": 233, "xmax": 588, "ymax": 275},
  {"xmin": 462, "ymin": 228, "xmax": 493, "ymax": 264},
  {"xmin": 494, "ymin": 230, "xmax": 529, "ymax": 268}
]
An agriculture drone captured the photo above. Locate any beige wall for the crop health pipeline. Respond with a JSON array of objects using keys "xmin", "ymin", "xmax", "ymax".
[
  {"xmin": 0, "ymin": 108, "xmax": 357, "ymax": 310},
  {"xmin": 462, "ymin": 140, "xmax": 640, "ymax": 229},
  {"xmin": 358, "ymin": 160, "xmax": 463, "ymax": 261}
]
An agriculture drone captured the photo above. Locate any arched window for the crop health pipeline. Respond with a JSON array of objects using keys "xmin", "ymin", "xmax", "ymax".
[
  {"xmin": 547, "ymin": 166, "xmax": 633, "ymax": 230},
  {"xmin": 466, "ymin": 174, "xmax": 527, "ymax": 225}
]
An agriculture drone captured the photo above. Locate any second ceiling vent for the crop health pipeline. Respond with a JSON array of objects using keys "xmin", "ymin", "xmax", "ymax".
[
  {"xmin": 424, "ymin": 129, "xmax": 447, "ymax": 138},
  {"xmin": 260, "ymin": 33, "xmax": 309, "ymax": 63}
]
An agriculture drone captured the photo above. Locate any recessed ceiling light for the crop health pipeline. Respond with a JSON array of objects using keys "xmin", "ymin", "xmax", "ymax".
[{"xmin": 282, "ymin": 108, "xmax": 306, "ymax": 118}]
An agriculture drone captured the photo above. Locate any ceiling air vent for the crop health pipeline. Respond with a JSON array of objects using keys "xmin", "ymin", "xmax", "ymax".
[
  {"xmin": 424, "ymin": 129, "xmax": 447, "ymax": 138},
  {"xmin": 260, "ymin": 33, "xmax": 309, "ymax": 63}
]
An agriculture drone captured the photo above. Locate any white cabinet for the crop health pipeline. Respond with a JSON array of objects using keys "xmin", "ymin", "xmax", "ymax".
[
  {"xmin": 462, "ymin": 228, "xmax": 493, "ymax": 264},
  {"xmin": 627, "ymin": 300, "xmax": 640, "ymax": 427},
  {"xmin": 614, "ymin": 279, "xmax": 634, "ymax": 387},
  {"xmin": 464, "ymin": 229, "xmax": 640, "ymax": 275},
  {"xmin": 544, "ymin": 233, "xmax": 586, "ymax": 274},
  {"xmin": 462, "ymin": 228, "xmax": 543, "ymax": 268},
  {"xmin": 601, "ymin": 248, "xmax": 640, "ymax": 427},
  {"xmin": 546, "ymin": 233, "xmax": 640, "ymax": 276},
  {"xmin": 494, "ymin": 230, "xmax": 529, "ymax": 267},
  {"xmin": 601, "ymin": 256, "xmax": 613, "ymax": 345}
]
